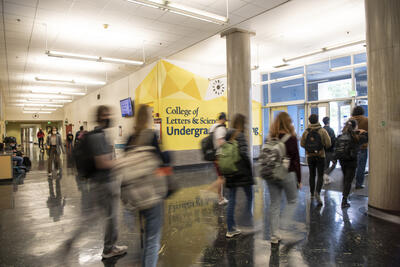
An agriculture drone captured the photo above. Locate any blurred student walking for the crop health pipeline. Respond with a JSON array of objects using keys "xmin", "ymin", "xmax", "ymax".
[
  {"xmin": 335, "ymin": 119, "xmax": 368, "ymax": 208},
  {"xmin": 262, "ymin": 112, "xmax": 301, "ymax": 245},
  {"xmin": 65, "ymin": 105, "xmax": 127, "ymax": 259},
  {"xmin": 122, "ymin": 104, "xmax": 168, "ymax": 267},
  {"xmin": 223, "ymin": 114, "xmax": 254, "ymax": 238}
]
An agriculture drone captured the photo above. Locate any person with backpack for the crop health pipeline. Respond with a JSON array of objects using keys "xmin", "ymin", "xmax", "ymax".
[
  {"xmin": 335, "ymin": 119, "xmax": 368, "ymax": 208},
  {"xmin": 351, "ymin": 106, "xmax": 369, "ymax": 189},
  {"xmin": 75, "ymin": 126, "xmax": 84, "ymax": 146},
  {"xmin": 221, "ymin": 114, "xmax": 254, "ymax": 238},
  {"xmin": 64, "ymin": 105, "xmax": 127, "ymax": 259},
  {"xmin": 322, "ymin": 117, "xmax": 337, "ymax": 184},
  {"xmin": 301, "ymin": 114, "xmax": 331, "ymax": 205},
  {"xmin": 120, "ymin": 104, "xmax": 168, "ymax": 267},
  {"xmin": 46, "ymin": 127, "xmax": 64, "ymax": 177},
  {"xmin": 205, "ymin": 112, "xmax": 228, "ymax": 205},
  {"xmin": 260, "ymin": 112, "xmax": 301, "ymax": 245}
]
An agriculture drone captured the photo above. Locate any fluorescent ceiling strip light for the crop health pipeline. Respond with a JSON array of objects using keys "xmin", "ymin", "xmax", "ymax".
[
  {"xmin": 13, "ymin": 103, "xmax": 63, "ymax": 107},
  {"xmin": 23, "ymin": 108, "xmax": 42, "ymax": 111},
  {"xmin": 24, "ymin": 107, "xmax": 57, "ymax": 111},
  {"xmin": 27, "ymin": 99, "xmax": 72, "ymax": 103},
  {"xmin": 307, "ymin": 79, "xmax": 329, "ymax": 85},
  {"xmin": 23, "ymin": 111, "xmax": 52, "ymax": 114},
  {"xmin": 28, "ymin": 94, "xmax": 72, "ymax": 99},
  {"xmin": 41, "ymin": 108, "xmax": 57, "ymax": 111},
  {"xmin": 31, "ymin": 88, "xmax": 86, "ymax": 96},
  {"xmin": 126, "ymin": 0, "xmax": 228, "ymax": 25},
  {"xmin": 35, "ymin": 76, "xmax": 106, "ymax": 86},
  {"xmin": 329, "ymin": 62, "xmax": 367, "ymax": 72},
  {"xmin": 255, "ymin": 74, "xmax": 305, "ymax": 86},
  {"xmin": 46, "ymin": 51, "xmax": 144, "ymax": 66},
  {"xmin": 282, "ymin": 83, "xmax": 303, "ymax": 89},
  {"xmin": 283, "ymin": 40, "xmax": 366, "ymax": 63}
]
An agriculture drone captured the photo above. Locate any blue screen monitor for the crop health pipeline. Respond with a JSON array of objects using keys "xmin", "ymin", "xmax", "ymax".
[{"xmin": 120, "ymin": 98, "xmax": 134, "ymax": 117}]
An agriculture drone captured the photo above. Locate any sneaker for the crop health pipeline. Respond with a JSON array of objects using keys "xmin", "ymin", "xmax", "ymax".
[
  {"xmin": 341, "ymin": 198, "xmax": 350, "ymax": 209},
  {"xmin": 102, "ymin": 245, "xmax": 128, "ymax": 259},
  {"xmin": 310, "ymin": 193, "xmax": 315, "ymax": 199},
  {"xmin": 218, "ymin": 197, "xmax": 228, "ymax": 205},
  {"xmin": 323, "ymin": 174, "xmax": 331, "ymax": 185},
  {"xmin": 226, "ymin": 229, "xmax": 241, "ymax": 238},
  {"xmin": 355, "ymin": 185, "xmax": 365, "ymax": 189},
  {"xmin": 315, "ymin": 193, "xmax": 323, "ymax": 206},
  {"xmin": 48, "ymin": 172, "xmax": 52, "ymax": 177}
]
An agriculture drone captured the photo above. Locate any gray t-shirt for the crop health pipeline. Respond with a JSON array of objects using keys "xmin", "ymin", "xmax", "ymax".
[
  {"xmin": 88, "ymin": 130, "xmax": 113, "ymax": 182},
  {"xmin": 209, "ymin": 123, "xmax": 227, "ymax": 149}
]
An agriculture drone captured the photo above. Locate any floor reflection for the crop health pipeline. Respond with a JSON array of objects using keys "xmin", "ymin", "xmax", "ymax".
[
  {"xmin": 47, "ymin": 178, "xmax": 66, "ymax": 222},
  {"xmin": 0, "ymin": 145, "xmax": 399, "ymax": 267}
]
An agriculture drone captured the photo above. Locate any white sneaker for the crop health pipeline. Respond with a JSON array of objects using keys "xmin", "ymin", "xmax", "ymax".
[
  {"xmin": 218, "ymin": 197, "xmax": 228, "ymax": 205},
  {"xmin": 315, "ymin": 193, "xmax": 323, "ymax": 205},
  {"xmin": 48, "ymin": 172, "xmax": 52, "ymax": 177},
  {"xmin": 102, "ymin": 245, "xmax": 128, "ymax": 258},
  {"xmin": 226, "ymin": 229, "xmax": 241, "ymax": 238},
  {"xmin": 323, "ymin": 174, "xmax": 331, "ymax": 185}
]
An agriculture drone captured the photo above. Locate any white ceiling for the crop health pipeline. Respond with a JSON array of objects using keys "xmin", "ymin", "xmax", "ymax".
[{"xmin": 0, "ymin": 0, "xmax": 288, "ymax": 108}]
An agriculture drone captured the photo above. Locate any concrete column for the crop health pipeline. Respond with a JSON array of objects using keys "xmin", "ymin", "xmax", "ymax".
[
  {"xmin": 221, "ymin": 28, "xmax": 255, "ymax": 153},
  {"xmin": 365, "ymin": 0, "xmax": 400, "ymax": 211}
]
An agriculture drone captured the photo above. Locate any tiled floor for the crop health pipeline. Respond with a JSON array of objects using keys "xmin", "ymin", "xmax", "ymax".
[{"xmin": 0, "ymin": 145, "xmax": 399, "ymax": 267}]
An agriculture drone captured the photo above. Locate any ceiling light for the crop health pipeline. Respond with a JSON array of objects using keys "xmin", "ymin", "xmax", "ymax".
[
  {"xmin": 329, "ymin": 62, "xmax": 367, "ymax": 72},
  {"xmin": 283, "ymin": 40, "xmax": 366, "ymax": 63},
  {"xmin": 31, "ymin": 88, "xmax": 86, "ymax": 96},
  {"xmin": 28, "ymin": 93, "xmax": 72, "ymax": 99},
  {"xmin": 35, "ymin": 76, "xmax": 106, "ymax": 86},
  {"xmin": 126, "ymin": 0, "xmax": 228, "ymax": 25},
  {"xmin": 23, "ymin": 111, "xmax": 52, "ymax": 114},
  {"xmin": 27, "ymin": 99, "xmax": 72, "ymax": 104},
  {"xmin": 13, "ymin": 103, "xmax": 63, "ymax": 108},
  {"xmin": 255, "ymin": 74, "xmax": 305, "ymax": 86},
  {"xmin": 23, "ymin": 107, "xmax": 57, "ymax": 111},
  {"xmin": 46, "ymin": 50, "xmax": 144, "ymax": 66}
]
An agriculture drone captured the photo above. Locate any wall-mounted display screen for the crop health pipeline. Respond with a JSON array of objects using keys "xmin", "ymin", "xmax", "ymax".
[{"xmin": 120, "ymin": 97, "xmax": 134, "ymax": 117}]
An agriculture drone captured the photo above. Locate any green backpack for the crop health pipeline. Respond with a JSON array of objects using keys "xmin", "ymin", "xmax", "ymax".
[{"xmin": 218, "ymin": 140, "xmax": 241, "ymax": 175}]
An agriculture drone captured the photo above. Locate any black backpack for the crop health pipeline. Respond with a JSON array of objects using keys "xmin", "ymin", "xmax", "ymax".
[
  {"xmin": 305, "ymin": 128, "xmax": 324, "ymax": 154},
  {"xmin": 334, "ymin": 133, "xmax": 357, "ymax": 161},
  {"xmin": 73, "ymin": 129, "xmax": 100, "ymax": 178},
  {"xmin": 201, "ymin": 124, "xmax": 224, "ymax": 161}
]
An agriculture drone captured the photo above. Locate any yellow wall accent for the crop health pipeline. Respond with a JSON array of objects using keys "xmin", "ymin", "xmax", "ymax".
[{"xmin": 135, "ymin": 60, "xmax": 262, "ymax": 151}]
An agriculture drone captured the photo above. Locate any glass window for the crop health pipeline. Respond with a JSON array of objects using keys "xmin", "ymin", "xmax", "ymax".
[
  {"xmin": 261, "ymin": 74, "xmax": 268, "ymax": 105},
  {"xmin": 354, "ymin": 52, "xmax": 367, "ymax": 64},
  {"xmin": 270, "ymin": 78, "xmax": 305, "ymax": 103},
  {"xmin": 355, "ymin": 66, "xmax": 367, "ymax": 96},
  {"xmin": 270, "ymin": 66, "xmax": 304, "ymax": 80},
  {"xmin": 307, "ymin": 60, "xmax": 353, "ymax": 101},
  {"xmin": 262, "ymin": 108, "xmax": 269, "ymax": 141},
  {"xmin": 330, "ymin": 56, "xmax": 351, "ymax": 68}
]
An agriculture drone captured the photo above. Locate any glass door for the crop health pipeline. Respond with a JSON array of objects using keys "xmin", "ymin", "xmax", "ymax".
[{"xmin": 308, "ymin": 102, "xmax": 329, "ymax": 126}]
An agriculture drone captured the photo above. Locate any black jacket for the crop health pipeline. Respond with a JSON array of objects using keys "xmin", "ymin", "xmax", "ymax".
[
  {"xmin": 323, "ymin": 126, "xmax": 336, "ymax": 152},
  {"xmin": 224, "ymin": 129, "xmax": 254, "ymax": 188}
]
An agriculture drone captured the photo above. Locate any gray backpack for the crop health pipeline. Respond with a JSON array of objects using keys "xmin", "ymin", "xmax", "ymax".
[
  {"xmin": 114, "ymin": 130, "xmax": 167, "ymax": 211},
  {"xmin": 259, "ymin": 134, "xmax": 291, "ymax": 181}
]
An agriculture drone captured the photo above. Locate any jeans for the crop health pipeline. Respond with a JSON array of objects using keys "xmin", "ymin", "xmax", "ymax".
[
  {"xmin": 38, "ymin": 137, "xmax": 44, "ymax": 149},
  {"xmin": 266, "ymin": 172, "xmax": 298, "ymax": 242},
  {"xmin": 13, "ymin": 156, "xmax": 23, "ymax": 166},
  {"xmin": 227, "ymin": 186, "xmax": 253, "ymax": 232},
  {"xmin": 324, "ymin": 151, "xmax": 337, "ymax": 175},
  {"xmin": 340, "ymin": 161, "xmax": 357, "ymax": 198},
  {"xmin": 68, "ymin": 179, "xmax": 120, "ymax": 253},
  {"xmin": 355, "ymin": 149, "xmax": 368, "ymax": 187},
  {"xmin": 48, "ymin": 147, "xmax": 60, "ymax": 173},
  {"xmin": 139, "ymin": 203, "xmax": 163, "ymax": 267},
  {"xmin": 307, "ymin": 157, "xmax": 325, "ymax": 195}
]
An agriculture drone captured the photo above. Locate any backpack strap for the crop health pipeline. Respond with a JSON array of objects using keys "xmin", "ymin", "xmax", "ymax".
[{"xmin": 280, "ymin": 134, "xmax": 292, "ymax": 143}]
